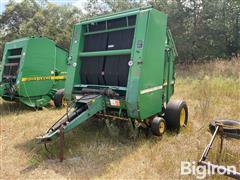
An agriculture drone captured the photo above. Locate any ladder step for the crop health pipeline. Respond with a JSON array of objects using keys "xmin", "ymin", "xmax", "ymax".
[
  {"xmin": 3, "ymin": 75, "xmax": 17, "ymax": 79},
  {"xmin": 8, "ymin": 55, "xmax": 21, "ymax": 59},
  {"xmin": 4, "ymin": 63, "xmax": 19, "ymax": 67}
]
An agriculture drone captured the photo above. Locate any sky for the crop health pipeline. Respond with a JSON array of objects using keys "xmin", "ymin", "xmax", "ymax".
[{"xmin": 0, "ymin": 0, "xmax": 87, "ymax": 14}]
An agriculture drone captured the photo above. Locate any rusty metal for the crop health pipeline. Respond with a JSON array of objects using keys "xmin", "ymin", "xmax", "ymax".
[
  {"xmin": 59, "ymin": 125, "xmax": 64, "ymax": 162},
  {"xmin": 96, "ymin": 113, "xmax": 130, "ymax": 121},
  {"xmin": 44, "ymin": 143, "xmax": 53, "ymax": 159},
  {"xmin": 219, "ymin": 126, "xmax": 224, "ymax": 155}
]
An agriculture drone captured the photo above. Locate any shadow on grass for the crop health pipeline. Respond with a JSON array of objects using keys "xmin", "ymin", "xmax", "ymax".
[
  {"xmin": 207, "ymin": 137, "xmax": 240, "ymax": 167},
  {"xmin": 15, "ymin": 118, "xmax": 164, "ymax": 178},
  {"xmin": 0, "ymin": 100, "xmax": 54, "ymax": 116},
  {"xmin": 0, "ymin": 101, "xmax": 33, "ymax": 116}
]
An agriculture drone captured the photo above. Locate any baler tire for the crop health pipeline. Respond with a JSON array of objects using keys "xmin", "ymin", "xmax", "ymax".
[
  {"xmin": 2, "ymin": 96, "xmax": 13, "ymax": 102},
  {"xmin": 53, "ymin": 89, "xmax": 65, "ymax": 108},
  {"xmin": 165, "ymin": 100, "xmax": 188, "ymax": 131},
  {"xmin": 151, "ymin": 117, "xmax": 166, "ymax": 136}
]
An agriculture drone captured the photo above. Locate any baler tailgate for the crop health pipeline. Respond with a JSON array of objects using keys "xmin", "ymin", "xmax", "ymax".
[{"xmin": 37, "ymin": 95, "xmax": 104, "ymax": 142}]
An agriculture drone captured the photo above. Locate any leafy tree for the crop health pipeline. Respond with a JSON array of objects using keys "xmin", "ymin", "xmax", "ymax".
[
  {"xmin": 84, "ymin": 0, "xmax": 146, "ymax": 17},
  {"xmin": 0, "ymin": 0, "xmax": 83, "ymax": 60},
  {"xmin": 151, "ymin": 0, "xmax": 240, "ymax": 61}
]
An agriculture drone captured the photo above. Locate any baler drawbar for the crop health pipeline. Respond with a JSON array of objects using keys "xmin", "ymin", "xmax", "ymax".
[{"xmin": 38, "ymin": 90, "xmax": 111, "ymax": 142}]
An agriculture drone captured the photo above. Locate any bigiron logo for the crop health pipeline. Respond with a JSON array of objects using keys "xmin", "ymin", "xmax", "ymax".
[{"xmin": 180, "ymin": 161, "xmax": 237, "ymax": 179}]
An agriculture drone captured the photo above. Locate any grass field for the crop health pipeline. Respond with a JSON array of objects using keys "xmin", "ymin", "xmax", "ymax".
[{"xmin": 0, "ymin": 59, "xmax": 239, "ymax": 179}]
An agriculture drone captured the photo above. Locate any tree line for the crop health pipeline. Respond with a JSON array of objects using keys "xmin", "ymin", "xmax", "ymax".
[{"xmin": 0, "ymin": 0, "xmax": 239, "ymax": 62}]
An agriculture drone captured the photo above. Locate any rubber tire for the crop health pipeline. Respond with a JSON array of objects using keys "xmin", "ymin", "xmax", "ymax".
[
  {"xmin": 209, "ymin": 119, "xmax": 240, "ymax": 139},
  {"xmin": 2, "ymin": 96, "xmax": 13, "ymax": 102},
  {"xmin": 53, "ymin": 89, "xmax": 64, "ymax": 108},
  {"xmin": 165, "ymin": 100, "xmax": 188, "ymax": 130},
  {"xmin": 151, "ymin": 117, "xmax": 166, "ymax": 136}
]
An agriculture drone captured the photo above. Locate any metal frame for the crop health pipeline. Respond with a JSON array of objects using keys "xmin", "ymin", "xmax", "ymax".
[{"xmin": 199, "ymin": 123, "xmax": 240, "ymax": 179}]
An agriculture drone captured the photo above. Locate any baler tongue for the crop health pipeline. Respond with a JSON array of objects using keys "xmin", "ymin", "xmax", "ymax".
[{"xmin": 36, "ymin": 95, "xmax": 104, "ymax": 143}]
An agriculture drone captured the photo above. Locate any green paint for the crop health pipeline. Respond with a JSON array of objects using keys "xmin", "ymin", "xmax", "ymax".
[
  {"xmin": 126, "ymin": 9, "xmax": 149, "ymax": 118},
  {"xmin": 0, "ymin": 37, "xmax": 68, "ymax": 108},
  {"xmin": 39, "ymin": 95, "xmax": 105, "ymax": 141},
  {"xmin": 39, "ymin": 7, "xmax": 177, "ymax": 141},
  {"xmin": 66, "ymin": 7, "xmax": 176, "ymax": 120},
  {"xmin": 137, "ymin": 9, "xmax": 167, "ymax": 119},
  {"xmin": 79, "ymin": 49, "xmax": 131, "ymax": 57},
  {"xmin": 64, "ymin": 96, "xmax": 104, "ymax": 132},
  {"xmin": 64, "ymin": 25, "xmax": 84, "ymax": 100},
  {"xmin": 84, "ymin": 25, "xmax": 135, "ymax": 36}
]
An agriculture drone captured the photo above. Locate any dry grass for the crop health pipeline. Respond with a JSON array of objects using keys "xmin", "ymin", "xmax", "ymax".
[{"xmin": 0, "ymin": 59, "xmax": 240, "ymax": 179}]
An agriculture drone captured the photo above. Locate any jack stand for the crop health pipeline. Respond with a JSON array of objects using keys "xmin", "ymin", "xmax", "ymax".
[
  {"xmin": 59, "ymin": 125, "xmax": 64, "ymax": 162},
  {"xmin": 219, "ymin": 126, "xmax": 224, "ymax": 154},
  {"xmin": 217, "ymin": 126, "xmax": 224, "ymax": 163}
]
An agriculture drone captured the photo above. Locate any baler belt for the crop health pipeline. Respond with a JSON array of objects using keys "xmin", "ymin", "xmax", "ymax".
[
  {"xmin": 84, "ymin": 33, "xmax": 107, "ymax": 52},
  {"xmin": 108, "ymin": 17, "xmax": 127, "ymax": 29},
  {"xmin": 89, "ymin": 21, "xmax": 106, "ymax": 32},
  {"xmin": 107, "ymin": 29, "xmax": 134, "ymax": 50},
  {"xmin": 104, "ymin": 55, "xmax": 130, "ymax": 86},
  {"xmin": 81, "ymin": 57, "xmax": 105, "ymax": 85},
  {"xmin": 81, "ymin": 28, "xmax": 134, "ymax": 87},
  {"xmin": 82, "ymin": 32, "xmax": 107, "ymax": 85}
]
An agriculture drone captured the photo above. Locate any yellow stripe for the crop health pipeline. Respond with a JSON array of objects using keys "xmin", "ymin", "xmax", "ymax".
[
  {"xmin": 140, "ymin": 85, "xmax": 163, "ymax": 95},
  {"xmin": 21, "ymin": 76, "xmax": 65, "ymax": 82},
  {"xmin": 51, "ymin": 76, "xmax": 65, "ymax": 80}
]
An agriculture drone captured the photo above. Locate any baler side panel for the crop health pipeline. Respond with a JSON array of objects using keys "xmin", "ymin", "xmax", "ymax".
[
  {"xmin": 0, "ymin": 40, "xmax": 27, "ymax": 84},
  {"xmin": 163, "ymin": 46, "xmax": 169, "ymax": 103},
  {"xmin": 0, "ymin": 40, "xmax": 27, "ymax": 99},
  {"xmin": 166, "ymin": 30, "xmax": 177, "ymax": 102},
  {"xmin": 138, "ymin": 10, "xmax": 168, "ymax": 120},
  {"xmin": 18, "ymin": 39, "xmax": 55, "ymax": 97},
  {"xmin": 126, "ymin": 11, "xmax": 150, "ymax": 119},
  {"xmin": 65, "ymin": 25, "xmax": 84, "ymax": 100},
  {"xmin": 162, "ymin": 30, "xmax": 177, "ymax": 103},
  {"xmin": 0, "ymin": 44, "xmax": 8, "ymax": 83},
  {"xmin": 54, "ymin": 47, "xmax": 68, "ymax": 90}
]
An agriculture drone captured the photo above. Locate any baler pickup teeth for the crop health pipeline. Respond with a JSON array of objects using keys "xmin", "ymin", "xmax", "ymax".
[{"xmin": 37, "ymin": 95, "xmax": 104, "ymax": 143}]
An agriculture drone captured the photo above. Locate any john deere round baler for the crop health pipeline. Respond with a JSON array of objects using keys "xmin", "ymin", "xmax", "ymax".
[
  {"xmin": 38, "ymin": 7, "xmax": 188, "ymax": 149},
  {"xmin": 0, "ymin": 37, "xmax": 68, "ymax": 108}
]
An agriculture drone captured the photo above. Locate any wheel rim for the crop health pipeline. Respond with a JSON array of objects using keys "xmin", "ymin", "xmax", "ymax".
[
  {"xmin": 159, "ymin": 121, "xmax": 165, "ymax": 134},
  {"xmin": 180, "ymin": 108, "xmax": 186, "ymax": 127},
  {"xmin": 62, "ymin": 97, "xmax": 67, "ymax": 107}
]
